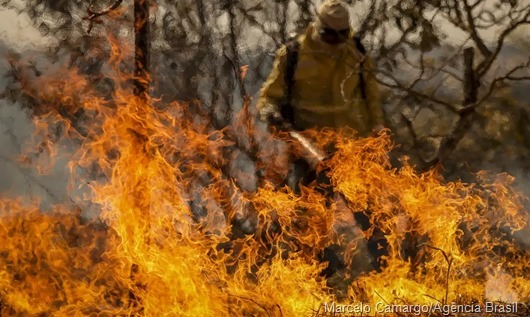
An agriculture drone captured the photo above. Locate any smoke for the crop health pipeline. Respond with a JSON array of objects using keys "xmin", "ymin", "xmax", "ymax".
[
  {"xmin": 0, "ymin": 82, "xmax": 72, "ymax": 212},
  {"xmin": 0, "ymin": 6, "xmax": 66, "ymax": 208},
  {"xmin": 0, "ymin": 39, "xmax": 83, "ymax": 215}
]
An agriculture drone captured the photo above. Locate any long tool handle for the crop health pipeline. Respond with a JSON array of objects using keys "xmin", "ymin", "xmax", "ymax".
[{"xmin": 275, "ymin": 121, "xmax": 327, "ymax": 169}]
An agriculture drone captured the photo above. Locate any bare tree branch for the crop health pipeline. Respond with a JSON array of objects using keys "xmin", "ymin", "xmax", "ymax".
[
  {"xmin": 475, "ymin": 57, "xmax": 530, "ymax": 107},
  {"xmin": 463, "ymin": 0, "xmax": 492, "ymax": 57},
  {"xmin": 356, "ymin": 0, "xmax": 378, "ymax": 38},
  {"xmin": 236, "ymin": 3, "xmax": 278, "ymax": 45},
  {"xmin": 374, "ymin": 68, "xmax": 458, "ymax": 111},
  {"xmin": 477, "ymin": 7, "xmax": 530, "ymax": 77},
  {"xmin": 83, "ymin": 0, "xmax": 124, "ymax": 34}
]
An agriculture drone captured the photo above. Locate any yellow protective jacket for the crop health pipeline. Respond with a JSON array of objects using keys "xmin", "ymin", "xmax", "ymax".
[{"xmin": 256, "ymin": 25, "xmax": 383, "ymax": 136}]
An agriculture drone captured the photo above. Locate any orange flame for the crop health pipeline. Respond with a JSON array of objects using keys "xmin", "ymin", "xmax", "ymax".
[{"xmin": 0, "ymin": 35, "xmax": 528, "ymax": 317}]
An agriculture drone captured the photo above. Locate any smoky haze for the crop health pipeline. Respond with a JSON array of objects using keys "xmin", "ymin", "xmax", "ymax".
[{"xmin": 0, "ymin": 0, "xmax": 529, "ymax": 237}]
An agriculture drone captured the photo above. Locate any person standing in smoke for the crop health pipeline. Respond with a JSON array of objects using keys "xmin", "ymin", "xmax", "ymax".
[
  {"xmin": 256, "ymin": 0, "xmax": 387, "ymax": 295},
  {"xmin": 257, "ymin": 0, "xmax": 383, "ymax": 134}
]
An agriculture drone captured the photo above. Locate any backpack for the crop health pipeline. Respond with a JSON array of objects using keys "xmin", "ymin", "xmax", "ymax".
[{"xmin": 280, "ymin": 35, "xmax": 368, "ymax": 126}]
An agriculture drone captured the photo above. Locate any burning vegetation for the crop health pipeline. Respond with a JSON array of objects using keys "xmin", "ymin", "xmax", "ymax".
[
  {"xmin": 1, "ymin": 1, "xmax": 530, "ymax": 316},
  {"xmin": 0, "ymin": 36, "xmax": 528, "ymax": 316}
]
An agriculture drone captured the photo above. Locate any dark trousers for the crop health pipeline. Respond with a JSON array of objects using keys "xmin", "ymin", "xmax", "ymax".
[{"xmin": 285, "ymin": 157, "xmax": 388, "ymax": 275}]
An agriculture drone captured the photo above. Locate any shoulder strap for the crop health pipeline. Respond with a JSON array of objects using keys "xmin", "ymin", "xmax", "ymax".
[
  {"xmin": 282, "ymin": 39, "xmax": 300, "ymax": 125},
  {"xmin": 353, "ymin": 36, "xmax": 367, "ymax": 100}
]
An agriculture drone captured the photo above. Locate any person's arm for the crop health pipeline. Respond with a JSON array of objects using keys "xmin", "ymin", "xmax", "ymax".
[
  {"xmin": 256, "ymin": 46, "xmax": 288, "ymax": 123},
  {"xmin": 363, "ymin": 56, "xmax": 384, "ymax": 132}
]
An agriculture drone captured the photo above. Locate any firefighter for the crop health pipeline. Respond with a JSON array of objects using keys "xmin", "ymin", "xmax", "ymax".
[{"xmin": 255, "ymin": 0, "xmax": 387, "ymax": 295}]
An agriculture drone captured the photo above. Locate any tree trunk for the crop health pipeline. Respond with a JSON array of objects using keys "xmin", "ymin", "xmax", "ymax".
[
  {"xmin": 463, "ymin": 47, "xmax": 479, "ymax": 105},
  {"xmin": 134, "ymin": 0, "xmax": 150, "ymax": 98},
  {"xmin": 437, "ymin": 47, "xmax": 480, "ymax": 165}
]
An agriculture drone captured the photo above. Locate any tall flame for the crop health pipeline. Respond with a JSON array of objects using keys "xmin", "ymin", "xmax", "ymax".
[{"xmin": 1, "ymin": 36, "xmax": 528, "ymax": 316}]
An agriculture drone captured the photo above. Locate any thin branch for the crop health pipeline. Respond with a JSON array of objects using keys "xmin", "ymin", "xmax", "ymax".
[
  {"xmin": 383, "ymin": 24, "xmax": 417, "ymax": 56},
  {"xmin": 425, "ymin": 245, "xmax": 453, "ymax": 305},
  {"xmin": 236, "ymin": 4, "xmax": 278, "ymax": 46},
  {"xmin": 422, "ymin": 293, "xmax": 443, "ymax": 303},
  {"xmin": 373, "ymin": 289, "xmax": 390, "ymax": 305},
  {"xmin": 474, "ymin": 57, "xmax": 530, "ymax": 107},
  {"xmin": 356, "ymin": 0, "xmax": 378, "ymax": 38},
  {"xmin": 451, "ymin": 0, "xmax": 467, "ymax": 30},
  {"xmin": 83, "ymin": 0, "xmax": 124, "ymax": 34},
  {"xmin": 405, "ymin": 50, "xmax": 427, "ymax": 91},
  {"xmin": 477, "ymin": 8, "xmax": 530, "ymax": 77},
  {"xmin": 223, "ymin": 53, "xmax": 247, "ymax": 97},
  {"xmin": 374, "ymin": 68, "xmax": 458, "ymax": 111},
  {"xmin": 506, "ymin": 75, "xmax": 530, "ymax": 81},
  {"xmin": 469, "ymin": 0, "xmax": 483, "ymax": 10},
  {"xmin": 463, "ymin": 0, "xmax": 492, "ymax": 57},
  {"xmin": 476, "ymin": 9, "xmax": 509, "ymax": 29}
]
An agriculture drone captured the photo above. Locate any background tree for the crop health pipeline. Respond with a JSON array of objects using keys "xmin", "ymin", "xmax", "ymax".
[{"xmin": 2, "ymin": 0, "xmax": 530, "ymax": 219}]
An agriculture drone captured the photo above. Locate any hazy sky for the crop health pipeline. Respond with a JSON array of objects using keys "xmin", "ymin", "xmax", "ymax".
[
  {"xmin": 0, "ymin": 2, "xmax": 528, "ymax": 215},
  {"xmin": 1, "ymin": 1, "xmax": 528, "ymax": 52},
  {"xmin": 0, "ymin": 6, "xmax": 49, "ymax": 51}
]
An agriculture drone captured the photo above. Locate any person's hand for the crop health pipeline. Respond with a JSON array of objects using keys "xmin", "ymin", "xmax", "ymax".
[{"xmin": 259, "ymin": 103, "xmax": 280, "ymax": 121}]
